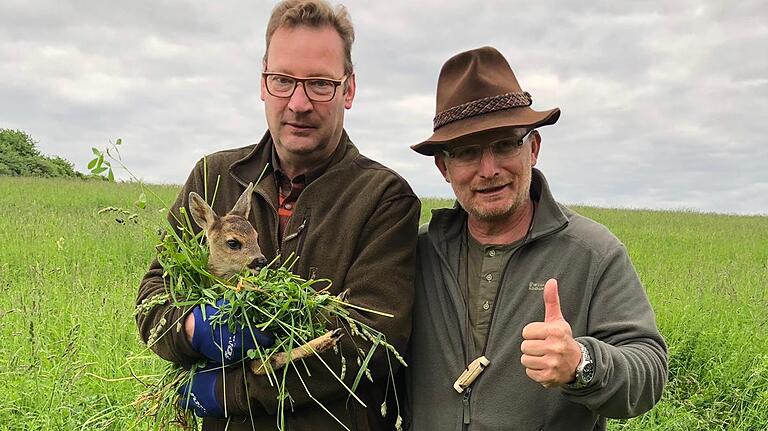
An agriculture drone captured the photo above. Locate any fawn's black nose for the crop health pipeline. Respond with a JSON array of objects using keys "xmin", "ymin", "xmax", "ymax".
[{"xmin": 249, "ymin": 255, "xmax": 268, "ymax": 272}]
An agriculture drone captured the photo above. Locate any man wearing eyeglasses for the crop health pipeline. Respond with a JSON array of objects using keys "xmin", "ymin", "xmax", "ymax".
[
  {"xmin": 405, "ymin": 47, "xmax": 667, "ymax": 430},
  {"xmin": 136, "ymin": 1, "xmax": 420, "ymax": 430}
]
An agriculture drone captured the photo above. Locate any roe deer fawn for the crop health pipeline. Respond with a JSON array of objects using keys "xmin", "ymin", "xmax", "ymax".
[
  {"xmin": 188, "ymin": 183, "xmax": 267, "ymax": 279},
  {"xmin": 187, "ymin": 183, "xmax": 342, "ymax": 374}
]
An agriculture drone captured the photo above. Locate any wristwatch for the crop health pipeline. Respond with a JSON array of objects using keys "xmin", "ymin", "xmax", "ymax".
[{"xmin": 567, "ymin": 341, "xmax": 594, "ymax": 389}]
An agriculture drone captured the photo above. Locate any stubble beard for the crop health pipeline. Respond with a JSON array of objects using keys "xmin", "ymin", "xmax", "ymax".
[
  {"xmin": 469, "ymin": 191, "xmax": 527, "ymax": 222},
  {"xmin": 461, "ymin": 178, "xmax": 531, "ymax": 223}
]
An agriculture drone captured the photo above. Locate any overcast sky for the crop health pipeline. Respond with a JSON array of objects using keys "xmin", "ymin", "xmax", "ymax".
[{"xmin": 2, "ymin": 0, "xmax": 766, "ymax": 215}]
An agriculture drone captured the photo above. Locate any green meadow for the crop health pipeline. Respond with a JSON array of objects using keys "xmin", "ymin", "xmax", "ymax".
[{"xmin": 1, "ymin": 176, "xmax": 766, "ymax": 430}]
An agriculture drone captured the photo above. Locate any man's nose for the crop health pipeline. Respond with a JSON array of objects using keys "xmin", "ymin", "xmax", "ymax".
[
  {"xmin": 476, "ymin": 147, "xmax": 501, "ymax": 177},
  {"xmin": 288, "ymin": 82, "xmax": 313, "ymax": 113}
]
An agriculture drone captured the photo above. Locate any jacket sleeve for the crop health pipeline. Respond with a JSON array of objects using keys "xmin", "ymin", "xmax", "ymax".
[
  {"xmin": 561, "ymin": 244, "xmax": 668, "ymax": 418},
  {"xmin": 135, "ymin": 159, "xmax": 208, "ymax": 367},
  {"xmin": 221, "ymin": 191, "xmax": 421, "ymax": 416}
]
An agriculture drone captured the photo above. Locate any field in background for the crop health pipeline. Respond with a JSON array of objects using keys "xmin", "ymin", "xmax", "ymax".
[{"xmin": 1, "ymin": 177, "xmax": 766, "ymax": 430}]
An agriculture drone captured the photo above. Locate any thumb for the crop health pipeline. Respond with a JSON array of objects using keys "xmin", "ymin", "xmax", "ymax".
[{"xmin": 543, "ymin": 278, "xmax": 564, "ymax": 322}]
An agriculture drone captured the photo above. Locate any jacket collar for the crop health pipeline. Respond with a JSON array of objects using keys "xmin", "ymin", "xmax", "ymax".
[
  {"xmin": 528, "ymin": 168, "xmax": 569, "ymax": 241},
  {"xmin": 428, "ymin": 168, "xmax": 569, "ymax": 251},
  {"xmin": 228, "ymin": 130, "xmax": 357, "ymax": 200},
  {"xmin": 270, "ymin": 137, "xmax": 342, "ymax": 185}
]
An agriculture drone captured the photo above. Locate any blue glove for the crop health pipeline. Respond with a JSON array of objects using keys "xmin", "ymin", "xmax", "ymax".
[
  {"xmin": 191, "ymin": 298, "xmax": 275, "ymax": 364},
  {"xmin": 178, "ymin": 363, "xmax": 225, "ymax": 418}
]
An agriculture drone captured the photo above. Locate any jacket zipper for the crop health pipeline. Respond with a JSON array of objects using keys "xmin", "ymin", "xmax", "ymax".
[
  {"xmin": 293, "ymin": 209, "xmax": 310, "ymax": 260},
  {"xmin": 462, "ymin": 387, "xmax": 472, "ymax": 428},
  {"xmin": 282, "ymin": 217, "xmax": 306, "ymax": 243},
  {"xmin": 281, "ymin": 212, "xmax": 309, "ymax": 260}
]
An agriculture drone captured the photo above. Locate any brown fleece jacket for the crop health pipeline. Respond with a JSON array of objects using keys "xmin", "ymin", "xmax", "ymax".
[{"xmin": 136, "ymin": 131, "xmax": 420, "ymax": 430}]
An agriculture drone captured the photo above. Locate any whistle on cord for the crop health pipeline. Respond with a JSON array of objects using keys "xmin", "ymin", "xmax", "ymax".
[{"xmin": 453, "ymin": 356, "xmax": 490, "ymax": 393}]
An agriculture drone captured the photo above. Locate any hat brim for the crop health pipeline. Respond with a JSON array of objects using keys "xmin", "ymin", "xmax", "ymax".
[{"xmin": 411, "ymin": 106, "xmax": 561, "ymax": 156}]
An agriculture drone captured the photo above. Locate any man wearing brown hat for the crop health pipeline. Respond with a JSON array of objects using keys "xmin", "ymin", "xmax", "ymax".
[{"xmin": 406, "ymin": 47, "xmax": 667, "ymax": 430}]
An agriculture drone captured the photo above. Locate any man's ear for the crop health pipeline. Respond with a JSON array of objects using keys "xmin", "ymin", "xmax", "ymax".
[
  {"xmin": 343, "ymin": 73, "xmax": 356, "ymax": 109},
  {"xmin": 530, "ymin": 130, "xmax": 542, "ymax": 167},
  {"xmin": 434, "ymin": 153, "xmax": 451, "ymax": 183}
]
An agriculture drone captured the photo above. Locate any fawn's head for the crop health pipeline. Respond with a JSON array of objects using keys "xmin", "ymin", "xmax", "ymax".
[{"xmin": 188, "ymin": 183, "xmax": 267, "ymax": 279}]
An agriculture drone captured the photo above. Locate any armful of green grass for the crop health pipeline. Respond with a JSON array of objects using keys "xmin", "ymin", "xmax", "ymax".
[
  {"xmin": 234, "ymin": 193, "xmax": 420, "ymax": 423},
  {"xmin": 133, "ymin": 158, "xmax": 418, "ymax": 429}
]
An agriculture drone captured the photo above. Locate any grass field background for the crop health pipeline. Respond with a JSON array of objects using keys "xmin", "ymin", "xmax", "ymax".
[{"xmin": 0, "ymin": 177, "xmax": 766, "ymax": 430}]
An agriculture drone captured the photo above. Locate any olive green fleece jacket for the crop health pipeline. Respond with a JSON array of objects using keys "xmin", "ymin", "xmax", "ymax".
[
  {"xmin": 406, "ymin": 169, "xmax": 667, "ymax": 431},
  {"xmin": 136, "ymin": 131, "xmax": 420, "ymax": 430}
]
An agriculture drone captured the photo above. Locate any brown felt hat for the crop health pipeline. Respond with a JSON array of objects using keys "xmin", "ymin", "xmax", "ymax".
[{"xmin": 411, "ymin": 46, "xmax": 561, "ymax": 155}]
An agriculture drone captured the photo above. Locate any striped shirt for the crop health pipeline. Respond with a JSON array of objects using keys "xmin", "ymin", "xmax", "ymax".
[{"xmin": 271, "ymin": 149, "xmax": 332, "ymax": 241}]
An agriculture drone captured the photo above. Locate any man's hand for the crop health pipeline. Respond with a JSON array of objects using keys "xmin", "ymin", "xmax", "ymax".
[
  {"xmin": 178, "ymin": 363, "xmax": 225, "ymax": 418},
  {"xmin": 188, "ymin": 298, "xmax": 275, "ymax": 364},
  {"xmin": 521, "ymin": 279, "xmax": 582, "ymax": 387}
]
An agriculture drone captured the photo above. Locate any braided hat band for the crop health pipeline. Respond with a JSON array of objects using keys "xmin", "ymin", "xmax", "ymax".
[
  {"xmin": 412, "ymin": 47, "xmax": 559, "ymax": 155},
  {"xmin": 433, "ymin": 91, "xmax": 532, "ymax": 131}
]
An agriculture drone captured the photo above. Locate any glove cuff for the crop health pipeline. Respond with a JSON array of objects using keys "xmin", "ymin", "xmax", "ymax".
[
  {"xmin": 190, "ymin": 304, "xmax": 211, "ymax": 353},
  {"xmin": 193, "ymin": 367, "xmax": 225, "ymax": 417}
]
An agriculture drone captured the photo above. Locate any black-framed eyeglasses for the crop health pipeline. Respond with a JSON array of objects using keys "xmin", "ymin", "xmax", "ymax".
[
  {"xmin": 442, "ymin": 130, "xmax": 535, "ymax": 166},
  {"xmin": 262, "ymin": 72, "xmax": 347, "ymax": 102}
]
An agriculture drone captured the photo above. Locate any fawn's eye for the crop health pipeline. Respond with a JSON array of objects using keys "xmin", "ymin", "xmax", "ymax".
[{"xmin": 226, "ymin": 239, "xmax": 242, "ymax": 250}]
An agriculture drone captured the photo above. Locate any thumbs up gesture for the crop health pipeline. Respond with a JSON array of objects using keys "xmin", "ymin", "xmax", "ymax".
[{"xmin": 521, "ymin": 279, "xmax": 583, "ymax": 387}]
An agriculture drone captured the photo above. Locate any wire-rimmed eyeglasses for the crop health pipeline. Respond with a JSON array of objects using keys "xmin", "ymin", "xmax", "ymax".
[
  {"xmin": 441, "ymin": 130, "xmax": 536, "ymax": 166},
  {"xmin": 262, "ymin": 72, "xmax": 347, "ymax": 102}
]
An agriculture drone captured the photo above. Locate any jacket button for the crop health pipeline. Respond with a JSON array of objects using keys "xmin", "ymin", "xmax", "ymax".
[{"xmin": 485, "ymin": 273, "xmax": 493, "ymax": 282}]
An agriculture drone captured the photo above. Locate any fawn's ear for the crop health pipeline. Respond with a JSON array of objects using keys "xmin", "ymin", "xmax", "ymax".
[
  {"xmin": 229, "ymin": 183, "xmax": 254, "ymax": 219},
  {"xmin": 189, "ymin": 192, "xmax": 218, "ymax": 231}
]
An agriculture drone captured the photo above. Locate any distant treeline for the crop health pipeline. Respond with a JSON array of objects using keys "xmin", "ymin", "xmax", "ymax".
[{"xmin": 0, "ymin": 129, "xmax": 84, "ymax": 178}]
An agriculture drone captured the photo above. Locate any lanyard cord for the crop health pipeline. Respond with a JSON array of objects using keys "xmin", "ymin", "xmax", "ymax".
[
  {"xmin": 462, "ymin": 231, "xmax": 471, "ymax": 362},
  {"xmin": 462, "ymin": 202, "xmax": 537, "ymax": 360}
]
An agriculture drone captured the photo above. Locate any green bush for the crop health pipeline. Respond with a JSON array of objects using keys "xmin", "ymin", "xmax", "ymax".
[{"xmin": 0, "ymin": 129, "xmax": 83, "ymax": 178}]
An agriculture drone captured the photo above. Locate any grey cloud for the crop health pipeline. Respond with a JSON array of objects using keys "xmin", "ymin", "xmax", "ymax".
[{"xmin": 1, "ymin": 0, "xmax": 765, "ymax": 214}]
